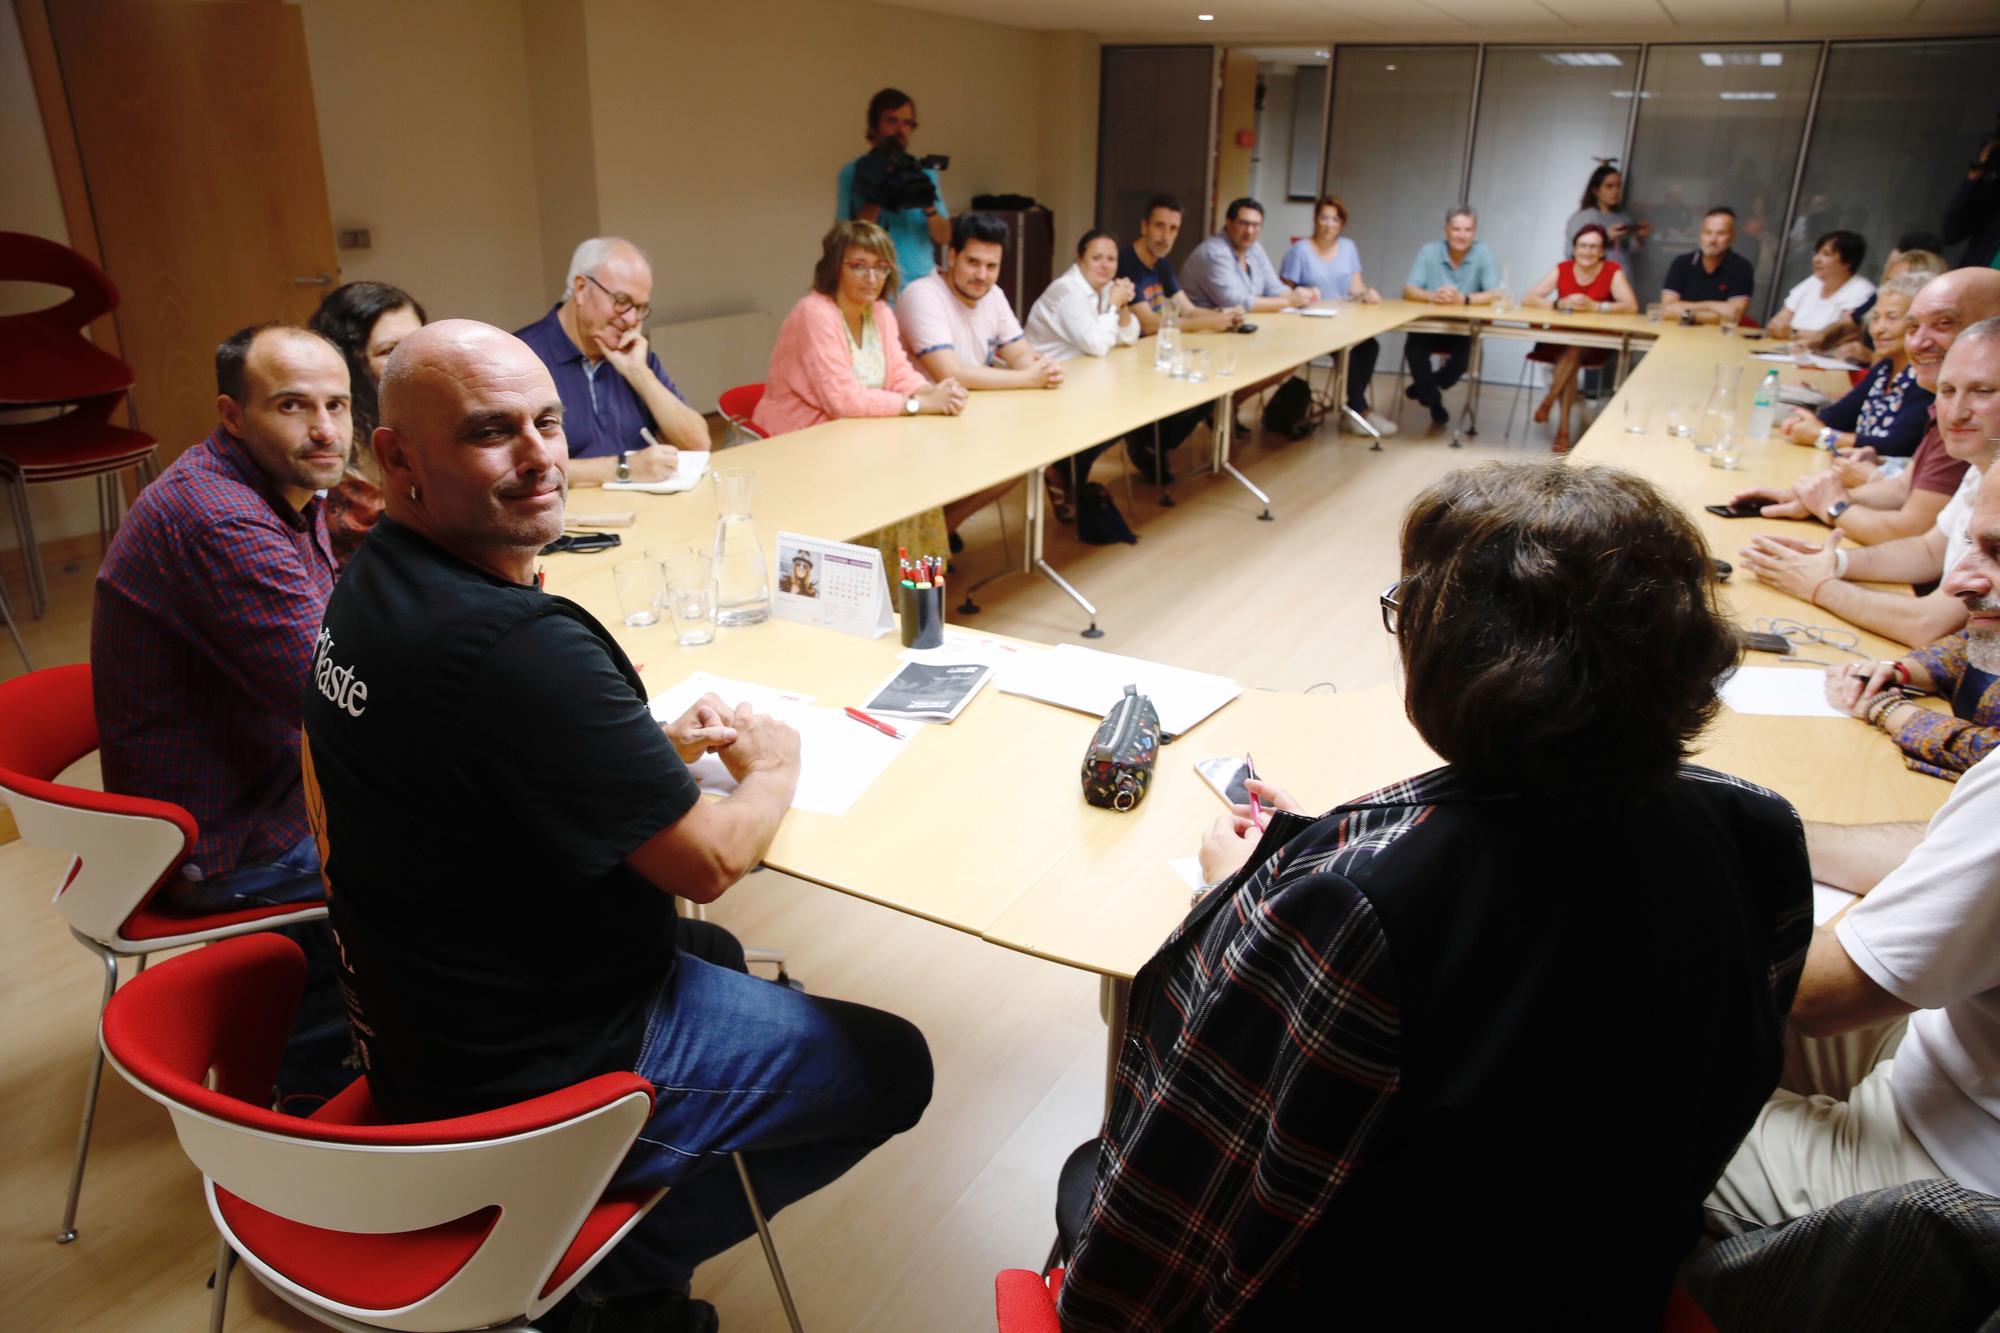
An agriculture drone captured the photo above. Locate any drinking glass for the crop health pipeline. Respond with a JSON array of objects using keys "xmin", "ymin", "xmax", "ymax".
[
  {"xmin": 614, "ymin": 558, "xmax": 663, "ymax": 627},
  {"xmin": 660, "ymin": 549, "xmax": 716, "ymax": 646},
  {"xmin": 1709, "ymin": 439, "xmax": 1743, "ymax": 470},
  {"xmin": 1645, "ymin": 302, "xmax": 1663, "ymax": 323},
  {"xmin": 1621, "ymin": 397, "xmax": 1649, "ymax": 435},
  {"xmin": 1185, "ymin": 349, "xmax": 1210, "ymax": 383},
  {"xmin": 1168, "ymin": 348, "xmax": 1189, "ymax": 379},
  {"xmin": 1665, "ymin": 402, "xmax": 1694, "ymax": 438},
  {"xmin": 1213, "ymin": 344, "xmax": 1237, "ymax": 377}
]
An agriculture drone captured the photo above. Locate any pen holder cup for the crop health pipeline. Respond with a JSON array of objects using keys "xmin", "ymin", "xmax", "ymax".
[{"xmin": 899, "ymin": 583, "xmax": 945, "ymax": 650}]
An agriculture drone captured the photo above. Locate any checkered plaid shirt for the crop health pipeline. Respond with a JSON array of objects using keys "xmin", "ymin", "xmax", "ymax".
[
  {"xmin": 1058, "ymin": 763, "xmax": 1810, "ymax": 1330},
  {"xmin": 91, "ymin": 429, "xmax": 335, "ymax": 877}
]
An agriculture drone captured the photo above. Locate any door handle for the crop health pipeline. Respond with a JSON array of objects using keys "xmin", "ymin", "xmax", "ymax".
[{"xmin": 289, "ymin": 273, "xmax": 334, "ymax": 286}]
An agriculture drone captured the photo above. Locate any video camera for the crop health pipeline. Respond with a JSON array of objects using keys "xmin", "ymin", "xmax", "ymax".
[{"xmin": 853, "ymin": 143, "xmax": 950, "ymax": 213}]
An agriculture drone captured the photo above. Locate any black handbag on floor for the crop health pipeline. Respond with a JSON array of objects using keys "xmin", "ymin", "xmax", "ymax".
[
  {"xmin": 1076, "ymin": 482, "xmax": 1138, "ymax": 546},
  {"xmin": 1262, "ymin": 376, "xmax": 1318, "ymax": 440}
]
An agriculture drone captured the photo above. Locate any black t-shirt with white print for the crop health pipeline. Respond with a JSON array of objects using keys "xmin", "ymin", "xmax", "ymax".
[{"xmin": 301, "ymin": 517, "xmax": 699, "ymax": 1120}]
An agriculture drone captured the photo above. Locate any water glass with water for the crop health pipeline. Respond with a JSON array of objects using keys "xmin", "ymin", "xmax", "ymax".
[{"xmin": 614, "ymin": 558, "xmax": 663, "ymax": 627}]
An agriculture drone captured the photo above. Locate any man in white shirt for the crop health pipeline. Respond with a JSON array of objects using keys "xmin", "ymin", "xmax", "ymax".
[
  {"xmin": 1738, "ymin": 319, "xmax": 2000, "ymax": 648},
  {"xmin": 1708, "ymin": 462, "xmax": 2000, "ymax": 1234}
]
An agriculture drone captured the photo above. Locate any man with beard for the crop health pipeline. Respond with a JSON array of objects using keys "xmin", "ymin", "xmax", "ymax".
[
  {"xmin": 93, "ymin": 323, "xmax": 348, "ymax": 914},
  {"xmin": 300, "ymin": 321, "xmax": 931, "ymax": 1330},
  {"xmin": 1739, "ymin": 299, "xmax": 2000, "ymax": 648},
  {"xmin": 897, "ymin": 212, "xmax": 1059, "ymax": 528},
  {"xmin": 1708, "ymin": 348, "xmax": 2000, "ymax": 1234}
]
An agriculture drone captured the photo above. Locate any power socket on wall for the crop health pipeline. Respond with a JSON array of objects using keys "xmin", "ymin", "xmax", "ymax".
[{"xmin": 336, "ymin": 228, "xmax": 372, "ymax": 251}]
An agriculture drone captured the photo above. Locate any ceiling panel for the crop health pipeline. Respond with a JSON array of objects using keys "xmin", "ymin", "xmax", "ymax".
[
  {"xmin": 1535, "ymin": 0, "xmax": 1671, "ymax": 26},
  {"xmin": 1655, "ymin": 0, "xmax": 1789, "ymax": 25},
  {"xmin": 1908, "ymin": 0, "xmax": 2000, "ymax": 21}
]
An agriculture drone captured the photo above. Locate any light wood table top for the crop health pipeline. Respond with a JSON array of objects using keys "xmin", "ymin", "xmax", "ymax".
[{"xmin": 548, "ymin": 311, "xmax": 1949, "ymax": 985}]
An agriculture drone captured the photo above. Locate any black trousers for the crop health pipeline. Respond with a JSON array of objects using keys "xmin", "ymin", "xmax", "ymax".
[
  {"xmin": 1403, "ymin": 332, "xmax": 1470, "ymax": 407},
  {"xmin": 1062, "ymin": 404, "xmax": 1208, "ymax": 489},
  {"xmin": 1345, "ymin": 336, "xmax": 1381, "ymax": 413}
]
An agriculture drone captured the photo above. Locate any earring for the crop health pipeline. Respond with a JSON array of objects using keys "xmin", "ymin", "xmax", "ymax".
[{"xmin": 409, "ymin": 485, "xmax": 420, "ymax": 501}]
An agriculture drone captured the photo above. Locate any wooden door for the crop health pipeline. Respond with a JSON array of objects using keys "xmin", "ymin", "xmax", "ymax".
[
  {"xmin": 1094, "ymin": 45, "xmax": 1217, "ymax": 266},
  {"xmin": 44, "ymin": 0, "xmax": 339, "ymax": 463}
]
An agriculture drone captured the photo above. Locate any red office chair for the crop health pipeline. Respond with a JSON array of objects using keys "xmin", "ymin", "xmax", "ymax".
[
  {"xmin": 100, "ymin": 934, "xmax": 665, "ymax": 1332},
  {"xmin": 994, "ymin": 1269, "xmax": 1719, "ymax": 1331},
  {"xmin": 717, "ymin": 382, "xmax": 768, "ymax": 446},
  {"xmin": 0, "ymin": 231, "xmax": 157, "ymax": 617},
  {"xmin": 0, "ymin": 664, "xmax": 326, "ymax": 1244}
]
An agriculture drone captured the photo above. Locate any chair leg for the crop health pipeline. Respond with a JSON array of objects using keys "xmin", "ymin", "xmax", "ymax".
[
  {"xmin": 0, "ymin": 568, "xmax": 27, "ymax": 670},
  {"xmin": 207, "ymin": 1234, "xmax": 235, "ymax": 1333},
  {"xmin": 58, "ymin": 945, "xmax": 120, "ymax": 1242},
  {"xmin": 5, "ymin": 475, "xmax": 46, "ymax": 618},
  {"xmin": 1043, "ymin": 1234, "xmax": 1064, "ymax": 1273},
  {"xmin": 733, "ymin": 1152, "xmax": 804, "ymax": 1333}
]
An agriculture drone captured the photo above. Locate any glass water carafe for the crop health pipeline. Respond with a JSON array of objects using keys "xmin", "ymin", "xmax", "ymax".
[
  {"xmin": 1696, "ymin": 364, "xmax": 1741, "ymax": 455},
  {"xmin": 710, "ymin": 469, "xmax": 770, "ymax": 626},
  {"xmin": 1153, "ymin": 299, "xmax": 1180, "ymax": 372}
]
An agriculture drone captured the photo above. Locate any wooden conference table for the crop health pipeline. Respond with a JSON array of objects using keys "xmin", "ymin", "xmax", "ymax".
[{"xmin": 545, "ymin": 308, "xmax": 1951, "ymax": 1100}]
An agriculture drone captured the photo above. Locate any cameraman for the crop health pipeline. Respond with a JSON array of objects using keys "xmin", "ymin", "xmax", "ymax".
[
  {"xmin": 838, "ymin": 88, "xmax": 952, "ymax": 288},
  {"xmin": 1942, "ymin": 130, "xmax": 2000, "ymax": 269}
]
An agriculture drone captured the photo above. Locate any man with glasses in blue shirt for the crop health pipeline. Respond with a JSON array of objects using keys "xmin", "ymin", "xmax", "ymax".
[{"xmin": 515, "ymin": 237, "xmax": 710, "ymax": 486}]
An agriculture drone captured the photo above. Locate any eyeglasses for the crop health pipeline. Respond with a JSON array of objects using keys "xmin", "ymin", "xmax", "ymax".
[
  {"xmin": 583, "ymin": 273, "xmax": 650, "ymax": 320},
  {"xmin": 843, "ymin": 260, "xmax": 894, "ymax": 279},
  {"xmin": 1756, "ymin": 616, "xmax": 1866, "ymax": 660},
  {"xmin": 1379, "ymin": 579, "xmax": 1404, "ymax": 635}
]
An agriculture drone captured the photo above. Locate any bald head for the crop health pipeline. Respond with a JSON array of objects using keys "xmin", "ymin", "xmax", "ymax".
[
  {"xmin": 373, "ymin": 320, "xmax": 569, "ymax": 583},
  {"xmin": 1907, "ymin": 268, "xmax": 2000, "ymax": 392}
]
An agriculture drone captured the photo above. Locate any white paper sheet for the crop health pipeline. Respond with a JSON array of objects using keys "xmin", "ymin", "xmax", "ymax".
[
  {"xmin": 681, "ymin": 705, "xmax": 909, "ymax": 817},
  {"xmin": 1751, "ymin": 351, "xmax": 1865, "ymax": 372},
  {"xmin": 897, "ymin": 626, "xmax": 1036, "ymax": 669},
  {"xmin": 1296, "ymin": 306, "xmax": 1343, "ymax": 318},
  {"xmin": 1169, "ymin": 856, "xmax": 1204, "ymax": 892},
  {"xmin": 1717, "ymin": 666, "xmax": 1845, "ymax": 718},
  {"xmin": 996, "ymin": 644, "xmax": 1240, "ymax": 735},
  {"xmin": 1813, "ymin": 882, "xmax": 1858, "ymax": 925},
  {"xmin": 647, "ymin": 670, "xmax": 813, "ymax": 725},
  {"xmin": 603, "ymin": 450, "xmax": 712, "ymax": 495}
]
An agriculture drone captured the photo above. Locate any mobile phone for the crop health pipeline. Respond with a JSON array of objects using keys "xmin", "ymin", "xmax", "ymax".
[
  {"xmin": 1705, "ymin": 500, "xmax": 1766, "ymax": 518},
  {"xmin": 1194, "ymin": 755, "xmax": 1254, "ymax": 806},
  {"xmin": 1712, "ymin": 558, "xmax": 1733, "ymax": 581},
  {"xmin": 541, "ymin": 531, "xmax": 622, "ymax": 555},
  {"xmin": 1233, "ymin": 323, "xmax": 1258, "ymax": 334},
  {"xmin": 1742, "ymin": 630, "xmax": 1792, "ymax": 655}
]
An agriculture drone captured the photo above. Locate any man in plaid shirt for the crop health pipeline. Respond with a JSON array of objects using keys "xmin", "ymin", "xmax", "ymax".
[{"xmin": 92, "ymin": 323, "xmax": 349, "ymax": 913}]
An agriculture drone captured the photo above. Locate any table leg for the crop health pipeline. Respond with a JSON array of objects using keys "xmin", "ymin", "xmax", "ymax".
[
  {"xmin": 1099, "ymin": 974, "xmax": 1130, "ymax": 1115},
  {"xmin": 1027, "ymin": 464, "xmax": 1103, "ymax": 638},
  {"xmin": 1214, "ymin": 394, "xmax": 1275, "ymax": 521},
  {"xmin": 1456, "ymin": 326, "xmax": 1482, "ymax": 446}
]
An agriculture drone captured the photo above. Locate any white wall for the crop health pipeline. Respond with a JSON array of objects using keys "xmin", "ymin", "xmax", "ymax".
[{"xmin": 1252, "ymin": 67, "xmax": 1317, "ymax": 268}]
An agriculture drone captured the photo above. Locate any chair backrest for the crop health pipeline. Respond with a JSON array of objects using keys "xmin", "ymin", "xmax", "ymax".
[
  {"xmin": 718, "ymin": 382, "xmax": 766, "ymax": 426},
  {"xmin": 0, "ymin": 231, "xmax": 120, "ymax": 331},
  {"xmin": 0, "ymin": 665, "xmax": 200, "ymax": 947},
  {"xmin": 101, "ymin": 935, "xmax": 659, "ymax": 1330}
]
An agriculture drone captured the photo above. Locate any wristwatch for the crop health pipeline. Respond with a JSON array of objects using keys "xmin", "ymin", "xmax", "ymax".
[
  {"xmin": 903, "ymin": 395, "xmax": 920, "ymax": 415},
  {"xmin": 1817, "ymin": 427, "xmax": 1840, "ymax": 452},
  {"xmin": 616, "ymin": 451, "xmax": 632, "ymax": 482},
  {"xmin": 1827, "ymin": 498, "xmax": 1851, "ymax": 521}
]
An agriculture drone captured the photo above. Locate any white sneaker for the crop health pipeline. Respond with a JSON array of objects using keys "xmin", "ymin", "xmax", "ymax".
[{"xmin": 1340, "ymin": 410, "xmax": 1399, "ymax": 438}]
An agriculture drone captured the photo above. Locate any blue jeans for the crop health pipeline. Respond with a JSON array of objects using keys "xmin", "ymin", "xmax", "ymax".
[
  {"xmin": 584, "ymin": 951, "xmax": 933, "ymax": 1298},
  {"xmin": 159, "ymin": 833, "xmax": 325, "ymax": 912}
]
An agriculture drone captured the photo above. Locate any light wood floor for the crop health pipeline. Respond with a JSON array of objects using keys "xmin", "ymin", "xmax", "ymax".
[{"xmin": 0, "ymin": 377, "xmax": 1573, "ymax": 1331}]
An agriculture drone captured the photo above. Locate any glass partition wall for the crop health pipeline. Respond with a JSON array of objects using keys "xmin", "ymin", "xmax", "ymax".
[{"xmin": 1305, "ymin": 36, "xmax": 1996, "ymax": 355}]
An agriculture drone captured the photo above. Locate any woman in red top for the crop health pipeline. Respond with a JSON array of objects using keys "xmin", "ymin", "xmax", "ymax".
[{"xmin": 1524, "ymin": 224, "xmax": 1638, "ymax": 453}]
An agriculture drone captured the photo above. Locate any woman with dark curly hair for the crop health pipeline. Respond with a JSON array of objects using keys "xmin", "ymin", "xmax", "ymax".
[
  {"xmin": 308, "ymin": 281, "xmax": 427, "ymax": 566},
  {"xmin": 1060, "ymin": 461, "xmax": 1812, "ymax": 1329}
]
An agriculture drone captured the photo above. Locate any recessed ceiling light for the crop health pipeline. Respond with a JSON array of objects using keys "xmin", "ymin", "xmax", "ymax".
[
  {"xmin": 1700, "ymin": 52, "xmax": 1724, "ymax": 66},
  {"xmin": 1760, "ymin": 51, "xmax": 1783, "ymax": 65},
  {"xmin": 1197, "ymin": 12, "xmax": 1214, "ymax": 19},
  {"xmin": 1314, "ymin": 49, "xmax": 1330, "ymax": 57},
  {"xmin": 1385, "ymin": 63, "xmax": 1398, "ymax": 71},
  {"xmin": 1718, "ymin": 90, "xmax": 1777, "ymax": 100}
]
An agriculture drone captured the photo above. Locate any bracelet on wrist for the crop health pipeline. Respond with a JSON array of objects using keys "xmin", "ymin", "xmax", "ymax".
[
  {"xmin": 1808, "ymin": 575, "xmax": 1837, "ymax": 607},
  {"xmin": 1833, "ymin": 548, "xmax": 1850, "ymax": 578},
  {"xmin": 1891, "ymin": 661, "xmax": 1911, "ymax": 686}
]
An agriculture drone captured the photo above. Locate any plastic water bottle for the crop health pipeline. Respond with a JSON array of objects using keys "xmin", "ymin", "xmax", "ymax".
[
  {"xmin": 1748, "ymin": 368, "xmax": 1779, "ymax": 440},
  {"xmin": 1153, "ymin": 299, "xmax": 1179, "ymax": 372}
]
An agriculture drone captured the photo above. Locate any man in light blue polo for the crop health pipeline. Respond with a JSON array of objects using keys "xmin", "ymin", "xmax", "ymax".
[
  {"xmin": 1402, "ymin": 207, "xmax": 1504, "ymax": 427},
  {"xmin": 1179, "ymin": 197, "xmax": 1320, "ymax": 314}
]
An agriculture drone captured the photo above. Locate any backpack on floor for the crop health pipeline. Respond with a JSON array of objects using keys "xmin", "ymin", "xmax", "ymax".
[
  {"xmin": 1262, "ymin": 377, "xmax": 1318, "ymax": 441},
  {"xmin": 1076, "ymin": 482, "xmax": 1138, "ymax": 546}
]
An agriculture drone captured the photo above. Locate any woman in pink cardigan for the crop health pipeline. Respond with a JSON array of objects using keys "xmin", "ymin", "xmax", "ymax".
[{"xmin": 753, "ymin": 220, "xmax": 966, "ymax": 436}]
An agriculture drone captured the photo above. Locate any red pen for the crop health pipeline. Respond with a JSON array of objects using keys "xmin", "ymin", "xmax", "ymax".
[{"xmin": 844, "ymin": 706, "xmax": 904, "ymax": 740}]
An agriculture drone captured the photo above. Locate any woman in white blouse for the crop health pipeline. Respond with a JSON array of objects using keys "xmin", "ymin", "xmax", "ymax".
[
  {"xmin": 1028, "ymin": 230, "xmax": 1142, "ymax": 522},
  {"xmin": 1767, "ymin": 229, "xmax": 1875, "ymax": 340},
  {"xmin": 1027, "ymin": 229, "xmax": 1141, "ymax": 360}
]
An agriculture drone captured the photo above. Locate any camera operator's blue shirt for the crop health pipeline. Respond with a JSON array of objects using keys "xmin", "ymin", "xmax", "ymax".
[{"xmin": 837, "ymin": 155, "xmax": 948, "ymax": 293}]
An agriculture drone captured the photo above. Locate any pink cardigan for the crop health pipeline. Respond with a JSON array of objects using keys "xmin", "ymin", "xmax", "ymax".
[{"xmin": 752, "ymin": 292, "xmax": 930, "ymax": 437}]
